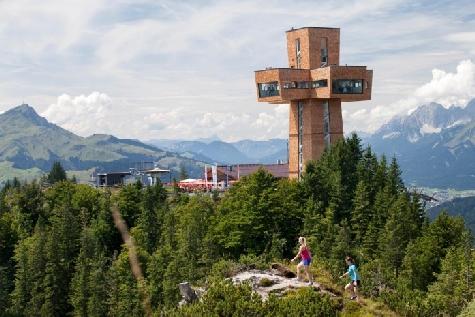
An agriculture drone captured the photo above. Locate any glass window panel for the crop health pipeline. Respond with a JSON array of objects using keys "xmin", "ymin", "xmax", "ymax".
[
  {"xmin": 298, "ymin": 101, "xmax": 304, "ymax": 178},
  {"xmin": 295, "ymin": 39, "xmax": 301, "ymax": 68},
  {"xmin": 321, "ymin": 37, "xmax": 328, "ymax": 67},
  {"xmin": 332, "ymin": 79, "xmax": 363, "ymax": 94},
  {"xmin": 258, "ymin": 82, "xmax": 280, "ymax": 97},
  {"xmin": 312, "ymin": 80, "xmax": 328, "ymax": 88}
]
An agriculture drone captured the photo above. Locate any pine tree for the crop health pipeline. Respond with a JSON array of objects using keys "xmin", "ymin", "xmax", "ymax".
[
  {"xmin": 425, "ymin": 232, "xmax": 475, "ymax": 316},
  {"xmin": 351, "ymin": 180, "xmax": 372, "ymax": 244},
  {"xmin": 70, "ymin": 227, "xmax": 96, "ymax": 317},
  {"xmin": 86, "ymin": 251, "xmax": 110, "ymax": 317},
  {"xmin": 374, "ymin": 155, "xmax": 388, "ymax": 191},
  {"xmin": 6, "ymin": 180, "xmax": 44, "ymax": 239},
  {"xmin": 372, "ymin": 186, "xmax": 393, "ymax": 231},
  {"xmin": 70, "ymin": 226, "xmax": 110, "ymax": 317},
  {"xmin": 361, "ymin": 186, "xmax": 394, "ymax": 260},
  {"xmin": 9, "ymin": 237, "xmax": 34, "ymax": 315},
  {"xmin": 175, "ymin": 196, "xmax": 215, "ymax": 279},
  {"xmin": 0, "ymin": 212, "xmax": 17, "ymax": 311},
  {"xmin": 334, "ymin": 135, "xmax": 362, "ymax": 219},
  {"xmin": 108, "ymin": 248, "xmax": 147, "ymax": 317},
  {"xmin": 116, "ymin": 182, "xmax": 143, "ymax": 228},
  {"xmin": 148, "ymin": 244, "xmax": 173, "ymax": 308},
  {"xmin": 313, "ymin": 206, "xmax": 338, "ymax": 259},
  {"xmin": 41, "ymin": 206, "xmax": 80, "ymax": 316},
  {"xmin": 329, "ymin": 219, "xmax": 353, "ymax": 277},
  {"xmin": 47, "ymin": 161, "xmax": 67, "ymax": 184},
  {"xmin": 378, "ymin": 193, "xmax": 419, "ymax": 279},
  {"xmin": 134, "ymin": 182, "xmax": 167, "ymax": 254},
  {"xmin": 148, "ymin": 205, "xmax": 177, "ymax": 307},
  {"xmin": 356, "ymin": 147, "xmax": 379, "ymax": 203},
  {"xmin": 91, "ymin": 189, "xmax": 122, "ymax": 256},
  {"xmin": 179, "ymin": 163, "xmax": 189, "ymax": 181},
  {"xmin": 213, "ymin": 169, "xmax": 277, "ymax": 258},
  {"xmin": 400, "ymin": 211, "xmax": 468, "ymax": 291},
  {"xmin": 387, "ymin": 157, "xmax": 404, "ymax": 196},
  {"xmin": 10, "ymin": 218, "xmax": 48, "ymax": 316},
  {"xmin": 361, "ymin": 221, "xmax": 379, "ymax": 260}
]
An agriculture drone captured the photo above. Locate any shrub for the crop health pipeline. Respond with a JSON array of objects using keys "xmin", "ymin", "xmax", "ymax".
[
  {"xmin": 265, "ymin": 288, "xmax": 339, "ymax": 317},
  {"xmin": 165, "ymin": 278, "xmax": 263, "ymax": 316},
  {"xmin": 209, "ymin": 259, "xmax": 242, "ymax": 278},
  {"xmin": 258, "ymin": 278, "xmax": 274, "ymax": 287}
]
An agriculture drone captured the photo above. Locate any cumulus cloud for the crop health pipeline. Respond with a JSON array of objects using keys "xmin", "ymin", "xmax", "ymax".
[
  {"xmin": 42, "ymin": 92, "xmax": 114, "ymax": 136},
  {"xmin": 346, "ymin": 60, "xmax": 475, "ymax": 133},
  {"xmin": 414, "ymin": 59, "xmax": 475, "ymax": 106},
  {"xmin": 3, "ymin": 1, "xmax": 475, "ymax": 140}
]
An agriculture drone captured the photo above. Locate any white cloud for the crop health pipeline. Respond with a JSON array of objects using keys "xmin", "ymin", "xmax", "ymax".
[
  {"xmin": 414, "ymin": 59, "xmax": 475, "ymax": 106},
  {"xmin": 350, "ymin": 108, "xmax": 368, "ymax": 119},
  {"xmin": 2, "ymin": 0, "xmax": 475, "ymax": 141},
  {"xmin": 42, "ymin": 92, "xmax": 114, "ymax": 136},
  {"xmin": 142, "ymin": 104, "xmax": 288, "ymax": 142},
  {"xmin": 41, "ymin": 91, "xmax": 289, "ymax": 142}
]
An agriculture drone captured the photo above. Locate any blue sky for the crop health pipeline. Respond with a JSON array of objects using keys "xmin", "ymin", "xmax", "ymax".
[{"xmin": 0, "ymin": 0, "xmax": 474, "ymax": 141}]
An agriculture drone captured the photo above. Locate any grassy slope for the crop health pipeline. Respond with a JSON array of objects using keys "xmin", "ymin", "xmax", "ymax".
[
  {"xmin": 0, "ymin": 161, "xmax": 44, "ymax": 183},
  {"xmin": 0, "ymin": 106, "xmax": 205, "ymax": 180},
  {"xmin": 286, "ymin": 260, "xmax": 398, "ymax": 316}
]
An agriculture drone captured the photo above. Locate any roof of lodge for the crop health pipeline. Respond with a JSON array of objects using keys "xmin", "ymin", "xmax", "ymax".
[
  {"xmin": 146, "ymin": 167, "xmax": 170, "ymax": 173},
  {"xmin": 97, "ymin": 171, "xmax": 131, "ymax": 176},
  {"xmin": 217, "ymin": 163, "xmax": 289, "ymax": 179}
]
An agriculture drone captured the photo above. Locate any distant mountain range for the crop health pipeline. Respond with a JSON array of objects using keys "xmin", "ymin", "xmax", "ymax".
[
  {"xmin": 2, "ymin": 99, "xmax": 475, "ymax": 190},
  {"xmin": 0, "ymin": 104, "xmax": 203, "ymax": 182},
  {"xmin": 152, "ymin": 99, "xmax": 475, "ymax": 189},
  {"xmin": 363, "ymin": 99, "xmax": 475, "ymax": 189},
  {"xmin": 148, "ymin": 138, "xmax": 288, "ymax": 165}
]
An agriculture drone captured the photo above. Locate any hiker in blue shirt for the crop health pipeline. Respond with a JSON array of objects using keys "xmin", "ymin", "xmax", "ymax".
[{"xmin": 339, "ymin": 256, "xmax": 360, "ymax": 301}]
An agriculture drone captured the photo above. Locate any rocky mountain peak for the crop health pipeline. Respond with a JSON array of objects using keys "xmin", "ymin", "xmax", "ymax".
[
  {"xmin": 1, "ymin": 103, "xmax": 50, "ymax": 127},
  {"xmin": 374, "ymin": 100, "xmax": 474, "ymax": 142}
]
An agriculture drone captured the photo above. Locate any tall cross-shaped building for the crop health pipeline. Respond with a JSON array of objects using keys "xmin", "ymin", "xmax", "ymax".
[{"xmin": 255, "ymin": 27, "xmax": 373, "ymax": 179}]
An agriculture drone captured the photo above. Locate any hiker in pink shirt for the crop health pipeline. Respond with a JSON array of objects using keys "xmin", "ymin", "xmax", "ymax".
[{"xmin": 291, "ymin": 236, "xmax": 313, "ymax": 286}]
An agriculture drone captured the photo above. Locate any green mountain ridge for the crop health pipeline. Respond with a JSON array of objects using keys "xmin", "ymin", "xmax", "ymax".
[{"xmin": 0, "ymin": 104, "xmax": 203, "ymax": 182}]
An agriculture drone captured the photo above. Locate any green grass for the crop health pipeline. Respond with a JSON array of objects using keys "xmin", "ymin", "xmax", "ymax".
[
  {"xmin": 285, "ymin": 260, "xmax": 398, "ymax": 316},
  {"xmin": 0, "ymin": 161, "xmax": 44, "ymax": 183}
]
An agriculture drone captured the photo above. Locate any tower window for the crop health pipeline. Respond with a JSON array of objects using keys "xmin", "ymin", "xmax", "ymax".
[
  {"xmin": 321, "ymin": 37, "xmax": 328, "ymax": 67},
  {"xmin": 332, "ymin": 79, "xmax": 363, "ymax": 94},
  {"xmin": 298, "ymin": 101, "xmax": 304, "ymax": 178},
  {"xmin": 258, "ymin": 82, "xmax": 280, "ymax": 97},
  {"xmin": 312, "ymin": 80, "xmax": 328, "ymax": 88},
  {"xmin": 295, "ymin": 39, "xmax": 301, "ymax": 68},
  {"xmin": 323, "ymin": 100, "xmax": 330, "ymax": 148}
]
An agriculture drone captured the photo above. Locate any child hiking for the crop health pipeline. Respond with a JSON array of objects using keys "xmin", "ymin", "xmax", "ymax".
[
  {"xmin": 291, "ymin": 236, "xmax": 313, "ymax": 286},
  {"xmin": 340, "ymin": 256, "xmax": 360, "ymax": 301}
]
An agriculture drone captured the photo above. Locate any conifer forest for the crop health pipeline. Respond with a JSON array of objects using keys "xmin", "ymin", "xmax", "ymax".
[{"xmin": 0, "ymin": 134, "xmax": 473, "ymax": 317}]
